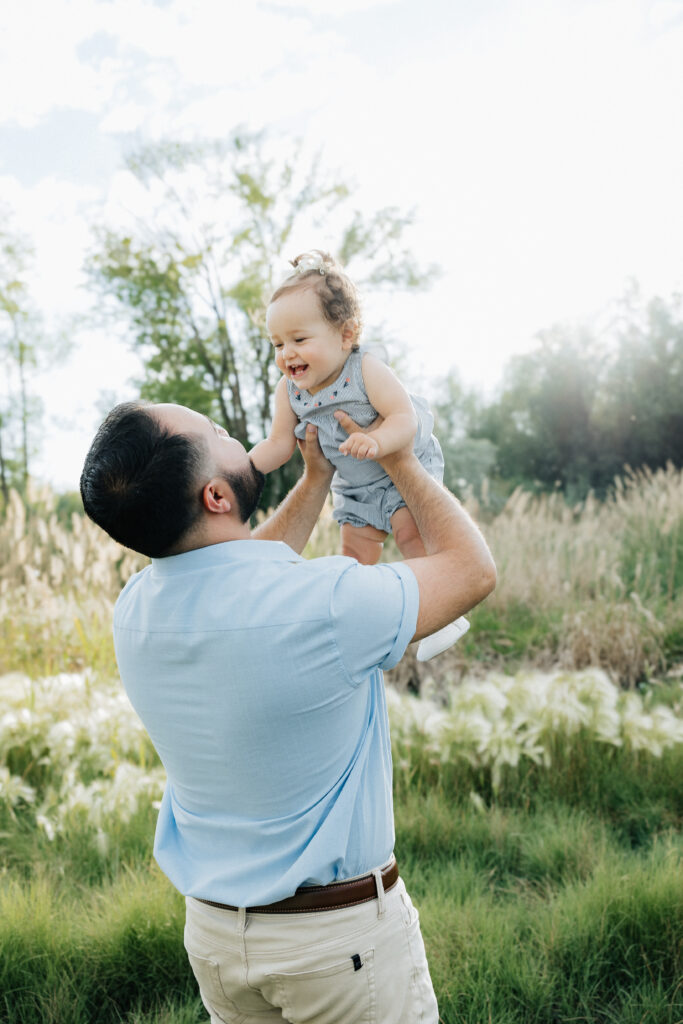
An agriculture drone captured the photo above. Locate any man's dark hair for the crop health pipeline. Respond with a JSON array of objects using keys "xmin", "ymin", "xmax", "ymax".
[{"xmin": 80, "ymin": 402, "xmax": 207, "ymax": 557}]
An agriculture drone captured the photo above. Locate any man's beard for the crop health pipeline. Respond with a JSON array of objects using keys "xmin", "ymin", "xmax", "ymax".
[{"xmin": 224, "ymin": 458, "xmax": 265, "ymax": 523}]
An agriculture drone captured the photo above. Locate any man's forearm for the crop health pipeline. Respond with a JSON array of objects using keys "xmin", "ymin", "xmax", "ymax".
[
  {"xmin": 335, "ymin": 408, "xmax": 496, "ymax": 635},
  {"xmin": 252, "ymin": 468, "xmax": 332, "ymax": 553},
  {"xmin": 381, "ymin": 449, "xmax": 496, "ymax": 626},
  {"xmin": 381, "ymin": 452, "xmax": 486, "ymax": 558}
]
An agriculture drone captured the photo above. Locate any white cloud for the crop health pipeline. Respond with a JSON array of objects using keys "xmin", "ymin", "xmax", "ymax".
[
  {"xmin": 98, "ymin": 102, "xmax": 153, "ymax": 135},
  {"xmin": 0, "ymin": 0, "xmax": 335, "ymax": 129},
  {"xmin": 163, "ymin": 4, "xmax": 328, "ymax": 87},
  {"xmin": 0, "ymin": 175, "xmax": 100, "ymax": 319},
  {"xmin": 644, "ymin": 0, "xmax": 683, "ymax": 33},
  {"xmin": 264, "ymin": 0, "xmax": 397, "ymax": 12},
  {"xmin": 300, "ymin": 0, "xmax": 683, "ymax": 357},
  {"xmin": 0, "ymin": 1, "xmax": 114, "ymax": 125},
  {"xmin": 170, "ymin": 50, "xmax": 365, "ymax": 136}
]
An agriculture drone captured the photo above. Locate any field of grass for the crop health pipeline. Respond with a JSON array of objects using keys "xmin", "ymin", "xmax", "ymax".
[
  {"xmin": 1, "ymin": 800, "xmax": 681, "ymax": 1024},
  {"xmin": 3, "ymin": 465, "xmax": 682, "ymax": 688},
  {"xmin": 2, "ymin": 668, "xmax": 681, "ymax": 1023},
  {"xmin": 1, "ymin": 469, "xmax": 682, "ymax": 1023}
]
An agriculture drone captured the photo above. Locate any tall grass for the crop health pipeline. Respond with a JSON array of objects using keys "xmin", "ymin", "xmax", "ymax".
[
  {"xmin": 1, "ymin": 465, "xmax": 682, "ymax": 685},
  {"xmin": 476, "ymin": 464, "xmax": 683, "ymax": 684},
  {"xmin": 310, "ymin": 464, "xmax": 683, "ymax": 687},
  {"xmin": 0, "ymin": 485, "xmax": 144, "ymax": 678}
]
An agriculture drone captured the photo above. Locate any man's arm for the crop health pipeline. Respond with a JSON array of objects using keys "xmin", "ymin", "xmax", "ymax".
[
  {"xmin": 252, "ymin": 424, "xmax": 334, "ymax": 553},
  {"xmin": 335, "ymin": 410, "xmax": 496, "ymax": 640}
]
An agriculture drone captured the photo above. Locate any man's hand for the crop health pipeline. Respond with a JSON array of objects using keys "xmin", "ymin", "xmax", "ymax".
[
  {"xmin": 335, "ymin": 409, "xmax": 383, "ymax": 432},
  {"xmin": 298, "ymin": 423, "xmax": 334, "ymax": 484}
]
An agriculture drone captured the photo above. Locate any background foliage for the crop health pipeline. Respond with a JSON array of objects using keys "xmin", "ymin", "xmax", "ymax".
[
  {"xmin": 1, "ymin": 138, "xmax": 681, "ymax": 509},
  {"xmin": 441, "ymin": 284, "xmax": 683, "ymax": 503},
  {"xmin": 87, "ymin": 134, "xmax": 434, "ymax": 508}
]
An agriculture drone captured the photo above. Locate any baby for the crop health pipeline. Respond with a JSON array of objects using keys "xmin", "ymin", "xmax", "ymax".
[{"xmin": 250, "ymin": 250, "xmax": 468, "ymax": 661}]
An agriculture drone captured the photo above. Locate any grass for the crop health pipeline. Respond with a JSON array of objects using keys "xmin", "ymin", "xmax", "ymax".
[
  {"xmin": 1, "ymin": 471, "xmax": 682, "ymax": 1022},
  {"xmin": 1, "ymin": 698, "xmax": 681, "ymax": 1023},
  {"xmin": 1, "ymin": 784, "xmax": 680, "ymax": 1024},
  {"xmin": 0, "ymin": 868, "xmax": 194, "ymax": 1024}
]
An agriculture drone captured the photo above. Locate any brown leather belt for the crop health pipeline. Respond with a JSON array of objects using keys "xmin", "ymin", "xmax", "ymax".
[{"xmin": 196, "ymin": 857, "xmax": 399, "ymax": 915}]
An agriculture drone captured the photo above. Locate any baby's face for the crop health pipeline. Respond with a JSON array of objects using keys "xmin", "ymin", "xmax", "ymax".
[{"xmin": 266, "ymin": 286, "xmax": 354, "ymax": 395}]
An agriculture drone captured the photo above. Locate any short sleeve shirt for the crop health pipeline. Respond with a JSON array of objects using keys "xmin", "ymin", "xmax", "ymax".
[{"xmin": 113, "ymin": 540, "xmax": 419, "ymax": 906}]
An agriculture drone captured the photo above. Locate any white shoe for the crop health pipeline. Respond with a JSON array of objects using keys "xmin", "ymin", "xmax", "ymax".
[{"xmin": 416, "ymin": 616, "xmax": 470, "ymax": 661}]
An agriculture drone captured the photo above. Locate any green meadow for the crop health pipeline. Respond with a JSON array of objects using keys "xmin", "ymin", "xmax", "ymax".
[{"xmin": 1, "ymin": 468, "xmax": 682, "ymax": 1023}]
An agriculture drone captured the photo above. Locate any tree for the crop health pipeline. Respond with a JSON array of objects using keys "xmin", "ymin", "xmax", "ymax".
[
  {"xmin": 473, "ymin": 325, "xmax": 603, "ymax": 499},
  {"xmin": 471, "ymin": 286, "xmax": 683, "ymax": 499},
  {"xmin": 88, "ymin": 133, "xmax": 435, "ymax": 508},
  {"xmin": 596, "ymin": 285, "xmax": 683, "ymax": 475},
  {"xmin": 431, "ymin": 371, "xmax": 497, "ymax": 502},
  {"xmin": 0, "ymin": 222, "xmax": 46, "ymax": 501}
]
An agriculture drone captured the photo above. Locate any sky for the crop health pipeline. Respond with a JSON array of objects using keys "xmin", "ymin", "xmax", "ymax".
[{"xmin": 1, "ymin": 0, "xmax": 682, "ymax": 490}]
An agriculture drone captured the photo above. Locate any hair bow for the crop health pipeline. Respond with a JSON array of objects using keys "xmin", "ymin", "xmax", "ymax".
[{"xmin": 294, "ymin": 253, "xmax": 327, "ymax": 276}]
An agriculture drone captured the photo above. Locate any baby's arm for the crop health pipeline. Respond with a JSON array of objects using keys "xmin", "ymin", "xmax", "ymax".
[
  {"xmin": 338, "ymin": 353, "xmax": 418, "ymax": 460},
  {"xmin": 250, "ymin": 377, "xmax": 299, "ymax": 473}
]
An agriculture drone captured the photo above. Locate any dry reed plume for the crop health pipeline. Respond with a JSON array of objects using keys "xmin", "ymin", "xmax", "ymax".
[
  {"xmin": 1, "ymin": 465, "xmax": 681, "ymax": 686},
  {"xmin": 0, "ymin": 484, "xmax": 145, "ymax": 676},
  {"xmin": 479, "ymin": 464, "xmax": 683, "ymax": 685}
]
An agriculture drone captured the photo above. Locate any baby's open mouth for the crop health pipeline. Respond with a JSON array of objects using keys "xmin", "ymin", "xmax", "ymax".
[{"xmin": 289, "ymin": 364, "xmax": 308, "ymax": 377}]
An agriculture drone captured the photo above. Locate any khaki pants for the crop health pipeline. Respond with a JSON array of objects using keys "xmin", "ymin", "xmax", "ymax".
[{"xmin": 184, "ymin": 876, "xmax": 439, "ymax": 1023}]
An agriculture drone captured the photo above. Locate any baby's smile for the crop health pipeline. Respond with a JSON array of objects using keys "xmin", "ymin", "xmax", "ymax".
[{"xmin": 288, "ymin": 363, "xmax": 309, "ymax": 379}]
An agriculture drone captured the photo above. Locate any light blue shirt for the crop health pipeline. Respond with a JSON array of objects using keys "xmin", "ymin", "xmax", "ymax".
[{"xmin": 113, "ymin": 539, "xmax": 419, "ymax": 906}]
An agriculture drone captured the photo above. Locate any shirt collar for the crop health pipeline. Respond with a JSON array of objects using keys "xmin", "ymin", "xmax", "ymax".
[{"xmin": 150, "ymin": 540, "xmax": 303, "ymax": 576}]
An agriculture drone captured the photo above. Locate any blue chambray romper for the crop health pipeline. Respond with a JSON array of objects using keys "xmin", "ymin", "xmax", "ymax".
[{"xmin": 287, "ymin": 348, "xmax": 445, "ymax": 533}]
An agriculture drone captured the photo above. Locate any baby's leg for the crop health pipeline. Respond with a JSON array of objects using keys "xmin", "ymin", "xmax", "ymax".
[
  {"xmin": 390, "ymin": 506, "xmax": 427, "ymax": 559},
  {"xmin": 340, "ymin": 522, "xmax": 388, "ymax": 565}
]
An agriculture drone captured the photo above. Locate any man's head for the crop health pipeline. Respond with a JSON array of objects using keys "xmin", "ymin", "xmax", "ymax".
[{"xmin": 80, "ymin": 401, "xmax": 264, "ymax": 557}]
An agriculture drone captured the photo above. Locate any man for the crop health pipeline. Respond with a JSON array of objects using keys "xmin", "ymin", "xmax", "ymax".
[{"xmin": 80, "ymin": 400, "xmax": 496, "ymax": 1024}]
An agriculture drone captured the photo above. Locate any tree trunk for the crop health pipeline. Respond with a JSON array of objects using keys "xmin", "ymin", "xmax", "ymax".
[
  {"xmin": 14, "ymin": 320, "xmax": 29, "ymax": 490},
  {"xmin": 0, "ymin": 423, "xmax": 9, "ymax": 505}
]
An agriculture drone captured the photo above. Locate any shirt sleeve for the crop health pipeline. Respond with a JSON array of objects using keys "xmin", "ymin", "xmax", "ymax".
[{"xmin": 329, "ymin": 560, "xmax": 420, "ymax": 685}]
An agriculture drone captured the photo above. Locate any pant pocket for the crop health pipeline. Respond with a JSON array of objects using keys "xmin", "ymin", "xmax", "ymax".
[
  {"xmin": 186, "ymin": 951, "xmax": 245, "ymax": 1024},
  {"xmin": 399, "ymin": 893, "xmax": 439, "ymax": 1024},
  {"xmin": 269, "ymin": 947, "xmax": 375, "ymax": 1024}
]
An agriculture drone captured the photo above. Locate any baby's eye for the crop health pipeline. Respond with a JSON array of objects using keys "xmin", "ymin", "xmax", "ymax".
[
  {"xmin": 273, "ymin": 342, "xmax": 283, "ymax": 349},
  {"xmin": 294, "ymin": 337, "xmax": 306, "ymax": 343}
]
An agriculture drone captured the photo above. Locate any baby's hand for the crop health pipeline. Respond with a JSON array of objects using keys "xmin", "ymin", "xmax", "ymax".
[{"xmin": 339, "ymin": 431, "xmax": 380, "ymax": 461}]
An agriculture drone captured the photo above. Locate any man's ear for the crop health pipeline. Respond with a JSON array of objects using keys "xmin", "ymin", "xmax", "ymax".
[
  {"xmin": 341, "ymin": 319, "xmax": 359, "ymax": 349},
  {"xmin": 202, "ymin": 478, "xmax": 232, "ymax": 515}
]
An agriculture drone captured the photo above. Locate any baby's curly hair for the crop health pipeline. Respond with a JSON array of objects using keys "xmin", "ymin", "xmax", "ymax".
[{"xmin": 269, "ymin": 250, "xmax": 363, "ymax": 348}]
